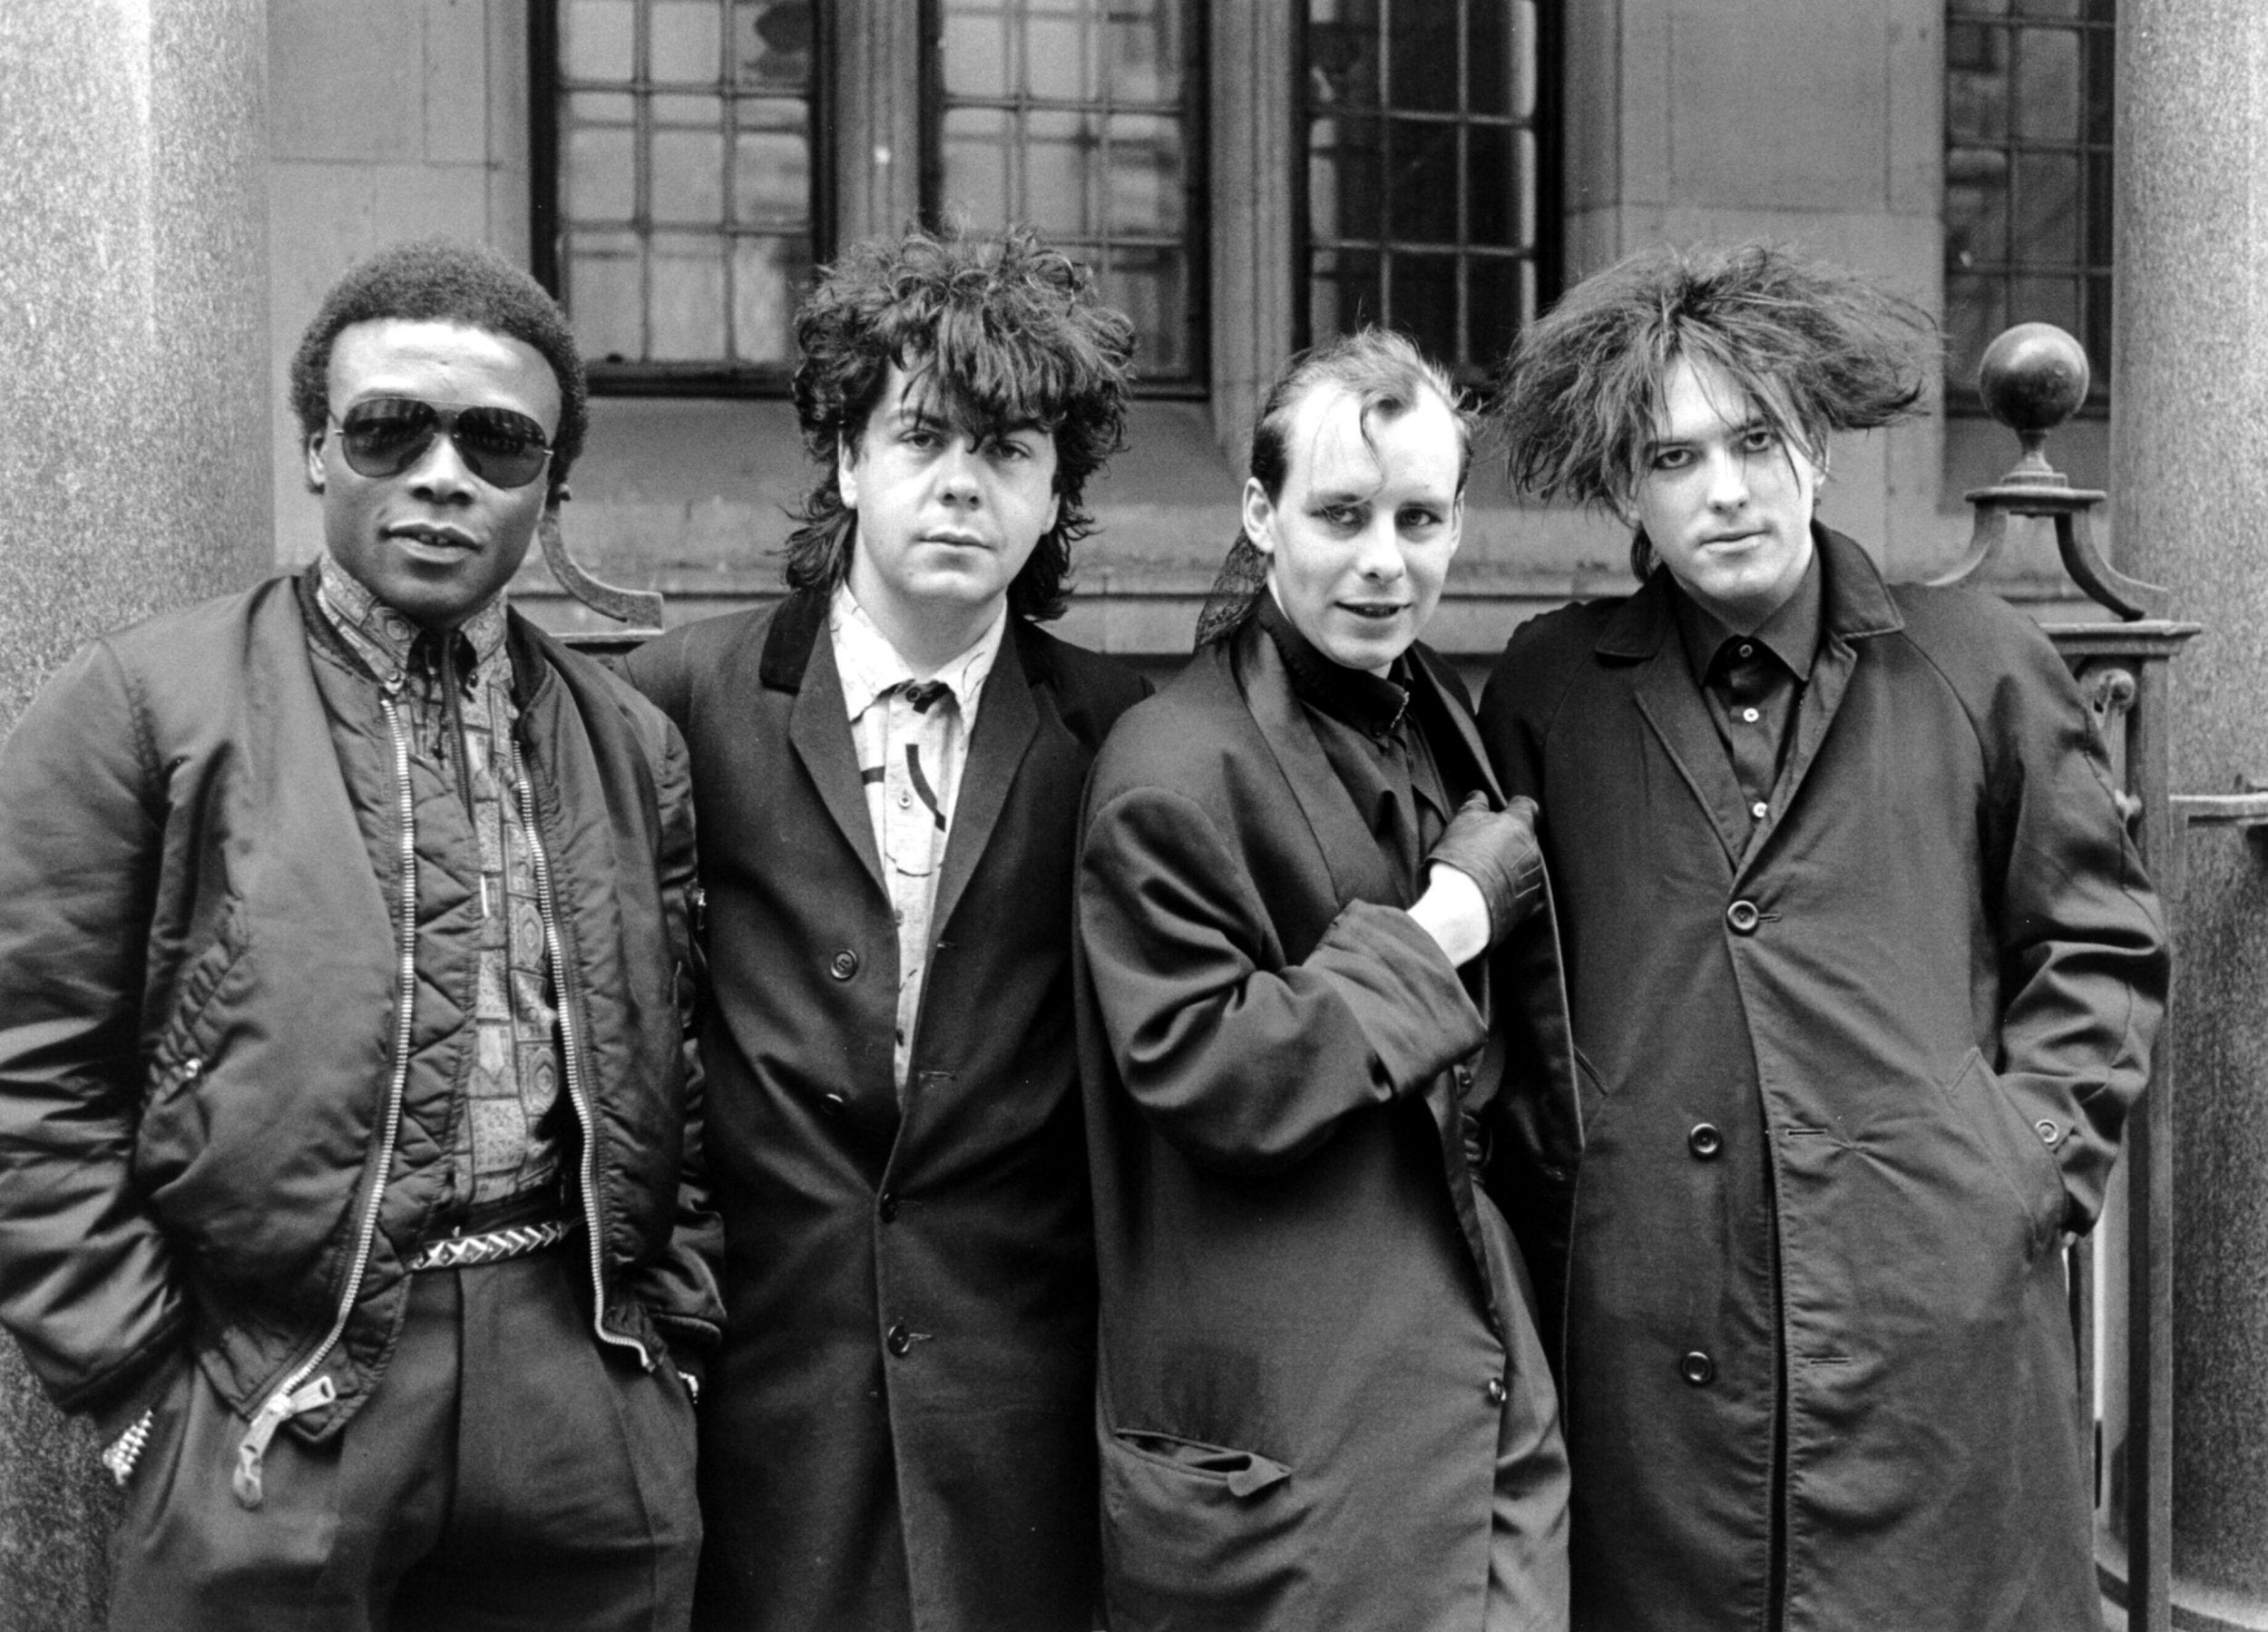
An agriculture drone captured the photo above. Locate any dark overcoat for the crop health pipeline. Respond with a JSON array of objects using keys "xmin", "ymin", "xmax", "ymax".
[
  {"xmin": 1075, "ymin": 620, "xmax": 1581, "ymax": 1632},
  {"xmin": 1478, "ymin": 528, "xmax": 2168, "ymax": 1632},
  {"xmin": 626, "ymin": 589, "xmax": 1148, "ymax": 1632}
]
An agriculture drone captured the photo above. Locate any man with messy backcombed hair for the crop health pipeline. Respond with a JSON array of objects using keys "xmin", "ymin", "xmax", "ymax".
[
  {"xmin": 1477, "ymin": 241, "xmax": 2168, "ymax": 1632},
  {"xmin": 624, "ymin": 224, "xmax": 1148, "ymax": 1632}
]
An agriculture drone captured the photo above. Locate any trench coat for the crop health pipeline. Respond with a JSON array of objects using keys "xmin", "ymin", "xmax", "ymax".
[
  {"xmin": 1076, "ymin": 617, "xmax": 1581, "ymax": 1632},
  {"xmin": 1477, "ymin": 526, "xmax": 2167, "ymax": 1632},
  {"xmin": 625, "ymin": 588, "xmax": 1148, "ymax": 1632}
]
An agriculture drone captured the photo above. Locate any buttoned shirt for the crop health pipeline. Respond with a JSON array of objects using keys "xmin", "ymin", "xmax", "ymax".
[
  {"xmin": 829, "ymin": 585, "xmax": 1006, "ymax": 1093},
  {"xmin": 316, "ymin": 556, "xmax": 562, "ymax": 1214},
  {"xmin": 1671, "ymin": 556, "xmax": 1823, "ymax": 828}
]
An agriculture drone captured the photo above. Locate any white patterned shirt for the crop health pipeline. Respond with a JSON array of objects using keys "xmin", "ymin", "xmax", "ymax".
[{"xmin": 828, "ymin": 585, "xmax": 1007, "ymax": 1093}]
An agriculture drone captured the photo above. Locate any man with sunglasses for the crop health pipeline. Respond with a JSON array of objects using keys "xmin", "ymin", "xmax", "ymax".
[
  {"xmin": 0, "ymin": 239, "xmax": 720, "ymax": 1631},
  {"xmin": 623, "ymin": 226, "xmax": 1147, "ymax": 1632}
]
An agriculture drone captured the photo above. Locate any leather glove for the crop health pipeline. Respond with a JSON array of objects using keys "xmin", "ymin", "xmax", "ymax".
[{"xmin": 1426, "ymin": 793, "xmax": 1544, "ymax": 948}]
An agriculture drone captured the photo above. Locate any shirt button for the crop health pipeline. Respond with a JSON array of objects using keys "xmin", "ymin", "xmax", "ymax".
[
  {"xmin": 1486, "ymin": 1377, "xmax": 1508, "ymax": 1406},
  {"xmin": 1725, "ymin": 899, "xmax": 1761, "ymax": 934},
  {"xmin": 896, "ymin": 788, "xmax": 913, "ymax": 809},
  {"xmin": 1741, "ymin": 707, "xmax": 1761, "ymax": 724},
  {"xmin": 820, "ymin": 1092, "xmax": 846, "ymax": 1118},
  {"xmin": 830, "ymin": 949, "xmax": 860, "ymax": 980},
  {"xmin": 2036, "ymin": 1119, "xmax": 2062, "ymax": 1145},
  {"xmin": 879, "ymin": 1191, "xmax": 900, "ymax": 1222},
  {"xmin": 886, "ymin": 1321, "xmax": 914, "ymax": 1358},
  {"xmin": 1736, "ymin": 643, "xmax": 1754, "ymax": 659},
  {"xmin": 1680, "ymin": 1351, "xmax": 1716, "ymax": 1386},
  {"xmin": 1688, "ymin": 1122, "xmax": 1724, "ymax": 1159},
  {"xmin": 1751, "ymin": 800, "xmax": 1769, "ymax": 820}
]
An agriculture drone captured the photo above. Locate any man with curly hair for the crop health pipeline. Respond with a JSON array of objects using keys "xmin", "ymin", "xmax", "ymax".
[
  {"xmin": 1478, "ymin": 243, "xmax": 2167, "ymax": 1630},
  {"xmin": 624, "ymin": 225, "xmax": 1149, "ymax": 1632},
  {"xmin": 0, "ymin": 239, "xmax": 720, "ymax": 1630}
]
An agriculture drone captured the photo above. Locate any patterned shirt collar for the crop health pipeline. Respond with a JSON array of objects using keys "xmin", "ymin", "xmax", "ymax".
[
  {"xmin": 316, "ymin": 552, "xmax": 510, "ymax": 683},
  {"xmin": 828, "ymin": 583, "xmax": 1008, "ymax": 723}
]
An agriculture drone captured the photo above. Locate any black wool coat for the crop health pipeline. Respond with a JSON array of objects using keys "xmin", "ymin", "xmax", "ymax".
[
  {"xmin": 1478, "ymin": 528, "xmax": 2168, "ymax": 1632},
  {"xmin": 1076, "ymin": 618, "xmax": 1581, "ymax": 1632},
  {"xmin": 625, "ymin": 590, "xmax": 1149, "ymax": 1632}
]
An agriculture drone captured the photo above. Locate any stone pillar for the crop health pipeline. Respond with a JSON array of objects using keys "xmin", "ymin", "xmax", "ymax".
[
  {"xmin": 2111, "ymin": 3, "xmax": 2268, "ymax": 1626},
  {"xmin": 0, "ymin": 2, "xmax": 270, "ymax": 1626}
]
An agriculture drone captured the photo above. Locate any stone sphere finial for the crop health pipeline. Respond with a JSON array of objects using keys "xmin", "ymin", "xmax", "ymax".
[{"xmin": 1977, "ymin": 325, "xmax": 2090, "ymax": 480}]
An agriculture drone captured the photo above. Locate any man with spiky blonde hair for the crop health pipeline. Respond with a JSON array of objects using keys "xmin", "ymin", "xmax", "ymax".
[{"xmin": 1480, "ymin": 243, "xmax": 2166, "ymax": 1632}]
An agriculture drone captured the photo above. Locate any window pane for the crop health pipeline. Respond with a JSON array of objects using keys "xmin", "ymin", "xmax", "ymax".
[
  {"xmin": 735, "ymin": 126, "xmax": 809, "ymax": 226},
  {"xmin": 1022, "ymin": 109, "xmax": 1093, "ymax": 233},
  {"xmin": 1311, "ymin": 247, "xmax": 1383, "ymax": 337},
  {"xmin": 1024, "ymin": 7, "xmax": 1094, "ymax": 101},
  {"xmin": 1108, "ymin": 5, "xmax": 1181, "ymax": 103},
  {"xmin": 1946, "ymin": 28, "xmax": 2009, "ymax": 139},
  {"xmin": 651, "ymin": 0, "xmax": 721, "ymax": 83},
  {"xmin": 651, "ymin": 129, "xmax": 725, "ymax": 224},
  {"xmin": 649, "ymin": 235, "xmax": 727, "ymax": 358},
  {"xmin": 941, "ymin": 106, "xmax": 1015, "ymax": 225},
  {"xmin": 2011, "ymin": 273, "xmax": 2080, "ymax": 337},
  {"xmin": 568, "ymin": 232, "xmax": 644, "ymax": 362},
  {"xmin": 2014, "ymin": 151, "xmax": 2080, "ymax": 263},
  {"xmin": 1468, "ymin": 255, "xmax": 1530, "ymax": 368},
  {"xmin": 1944, "ymin": 272, "xmax": 2009, "ymax": 386},
  {"xmin": 1305, "ymin": 1, "xmax": 1542, "ymax": 373},
  {"xmin": 732, "ymin": 237, "xmax": 807, "ymax": 365},
  {"xmin": 1101, "ymin": 249, "xmax": 1188, "ymax": 376},
  {"xmin": 1387, "ymin": 120, "xmax": 1460, "ymax": 244},
  {"xmin": 1945, "ymin": 147, "xmax": 2009, "ymax": 268},
  {"xmin": 566, "ymin": 125, "xmax": 637, "ymax": 221},
  {"xmin": 2013, "ymin": 27, "xmax": 2079, "ymax": 142},
  {"xmin": 1108, "ymin": 113, "xmax": 1184, "ymax": 236},
  {"xmin": 564, "ymin": 0, "xmax": 635, "ymax": 80},
  {"xmin": 1392, "ymin": 253, "xmax": 1460, "ymax": 361},
  {"xmin": 733, "ymin": 0, "xmax": 810, "ymax": 90},
  {"xmin": 943, "ymin": 6, "xmax": 1012, "ymax": 96}
]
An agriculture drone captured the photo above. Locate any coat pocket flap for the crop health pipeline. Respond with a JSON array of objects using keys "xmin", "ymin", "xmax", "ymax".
[{"xmin": 1110, "ymin": 1428, "xmax": 1292, "ymax": 1499}]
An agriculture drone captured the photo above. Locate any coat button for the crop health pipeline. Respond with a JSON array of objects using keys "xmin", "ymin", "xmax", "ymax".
[
  {"xmin": 2036, "ymin": 1119, "xmax": 2061, "ymax": 1145},
  {"xmin": 1486, "ymin": 1377, "xmax": 1508, "ymax": 1406},
  {"xmin": 1725, "ymin": 900, "xmax": 1761, "ymax": 934},
  {"xmin": 820, "ymin": 1092, "xmax": 846, "ymax": 1117},
  {"xmin": 1679, "ymin": 1350, "xmax": 1716, "ymax": 1386},
  {"xmin": 1688, "ymin": 1123, "xmax": 1724, "ymax": 1159},
  {"xmin": 885, "ymin": 1321, "xmax": 913, "ymax": 1358},
  {"xmin": 878, "ymin": 1191, "xmax": 899, "ymax": 1222},
  {"xmin": 829, "ymin": 949, "xmax": 860, "ymax": 980}
]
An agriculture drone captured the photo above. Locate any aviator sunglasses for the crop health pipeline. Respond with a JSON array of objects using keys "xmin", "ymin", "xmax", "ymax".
[{"xmin": 328, "ymin": 396, "xmax": 554, "ymax": 490}]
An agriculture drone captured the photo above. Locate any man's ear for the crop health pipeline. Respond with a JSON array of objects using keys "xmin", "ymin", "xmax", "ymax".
[
  {"xmin": 1239, "ymin": 477, "xmax": 1276, "ymax": 555},
  {"xmin": 1443, "ymin": 492, "xmax": 1467, "ymax": 560},
  {"xmin": 304, "ymin": 432, "xmax": 327, "ymax": 494},
  {"xmin": 836, "ymin": 438, "xmax": 860, "ymax": 511}
]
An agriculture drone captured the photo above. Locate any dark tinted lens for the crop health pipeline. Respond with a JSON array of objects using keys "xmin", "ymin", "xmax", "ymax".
[
  {"xmin": 334, "ymin": 398, "xmax": 552, "ymax": 488},
  {"xmin": 450, "ymin": 406, "xmax": 552, "ymax": 488},
  {"xmin": 337, "ymin": 398, "xmax": 437, "ymax": 477}
]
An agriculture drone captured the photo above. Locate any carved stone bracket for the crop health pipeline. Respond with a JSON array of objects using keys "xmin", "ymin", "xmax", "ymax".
[{"xmin": 538, "ymin": 512, "xmax": 663, "ymax": 648}]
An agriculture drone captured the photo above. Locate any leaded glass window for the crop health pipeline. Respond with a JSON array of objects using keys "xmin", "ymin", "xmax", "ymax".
[
  {"xmin": 1303, "ymin": 0, "xmax": 1550, "ymax": 379},
  {"xmin": 1945, "ymin": 0, "xmax": 2115, "ymax": 401},
  {"xmin": 931, "ymin": 0, "xmax": 1206, "ymax": 386},
  {"xmin": 543, "ymin": 0, "xmax": 818, "ymax": 384}
]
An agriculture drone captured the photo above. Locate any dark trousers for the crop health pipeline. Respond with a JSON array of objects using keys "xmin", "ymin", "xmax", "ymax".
[{"xmin": 106, "ymin": 1249, "xmax": 700, "ymax": 1632}]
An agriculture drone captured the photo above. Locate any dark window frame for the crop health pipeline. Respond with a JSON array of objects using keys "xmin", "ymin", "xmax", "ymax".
[
  {"xmin": 530, "ymin": 0, "xmax": 836, "ymax": 398},
  {"xmin": 1293, "ymin": 0, "xmax": 1564, "ymax": 389},
  {"xmin": 1943, "ymin": 2, "xmax": 2115, "ymax": 418},
  {"xmin": 916, "ymin": 0, "xmax": 1213, "ymax": 398}
]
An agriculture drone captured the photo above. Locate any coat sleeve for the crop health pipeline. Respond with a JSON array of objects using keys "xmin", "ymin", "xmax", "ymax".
[
  {"xmin": 629, "ymin": 711, "xmax": 727, "ymax": 1363},
  {"xmin": 1078, "ymin": 781, "xmax": 1486, "ymax": 1178},
  {"xmin": 0, "ymin": 640, "xmax": 191, "ymax": 1419},
  {"xmin": 1978, "ymin": 618, "xmax": 2170, "ymax": 1235}
]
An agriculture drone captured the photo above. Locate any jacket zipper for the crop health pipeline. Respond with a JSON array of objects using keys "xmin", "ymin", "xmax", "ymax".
[
  {"xmin": 232, "ymin": 679, "xmax": 419, "ymax": 1508},
  {"xmin": 510, "ymin": 733, "xmax": 650, "ymax": 1370}
]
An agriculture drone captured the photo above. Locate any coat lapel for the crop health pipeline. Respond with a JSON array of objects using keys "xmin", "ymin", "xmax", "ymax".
[
  {"xmin": 929, "ymin": 621, "xmax": 1041, "ymax": 942},
  {"xmin": 778, "ymin": 597, "xmax": 890, "ymax": 899},
  {"xmin": 1602, "ymin": 582, "xmax": 1753, "ymax": 867},
  {"xmin": 1735, "ymin": 527, "xmax": 1905, "ymax": 875},
  {"xmin": 1237, "ymin": 621, "xmax": 1396, "ymax": 911}
]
